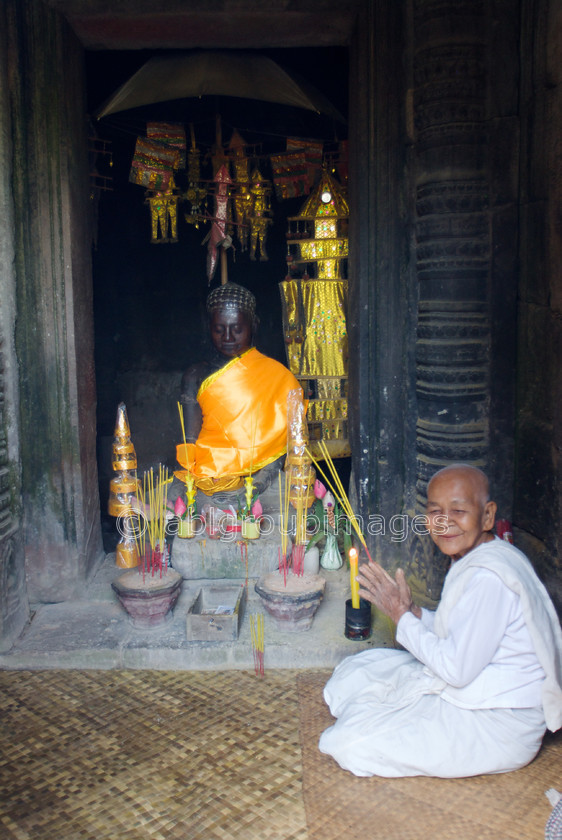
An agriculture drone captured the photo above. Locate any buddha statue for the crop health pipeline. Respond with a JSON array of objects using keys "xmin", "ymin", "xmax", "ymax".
[{"xmin": 174, "ymin": 282, "xmax": 303, "ymax": 499}]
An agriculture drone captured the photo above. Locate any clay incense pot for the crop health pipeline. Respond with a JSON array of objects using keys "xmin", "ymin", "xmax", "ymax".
[
  {"xmin": 112, "ymin": 567, "xmax": 183, "ymax": 629},
  {"xmin": 254, "ymin": 570, "xmax": 326, "ymax": 632}
]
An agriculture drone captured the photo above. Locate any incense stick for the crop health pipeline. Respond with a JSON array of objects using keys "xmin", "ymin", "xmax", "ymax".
[
  {"xmin": 177, "ymin": 402, "xmax": 196, "ymax": 514},
  {"xmin": 278, "ymin": 470, "xmax": 290, "ymax": 583},
  {"xmin": 250, "ymin": 613, "xmax": 265, "ymax": 677},
  {"xmin": 248, "ymin": 405, "xmax": 259, "ymax": 477},
  {"xmin": 241, "ymin": 541, "xmax": 249, "ymax": 589},
  {"xmin": 133, "ymin": 465, "xmax": 172, "ymax": 579},
  {"xmin": 285, "ymin": 468, "xmax": 292, "ymax": 579},
  {"xmin": 306, "ymin": 441, "xmax": 373, "ymax": 563}
]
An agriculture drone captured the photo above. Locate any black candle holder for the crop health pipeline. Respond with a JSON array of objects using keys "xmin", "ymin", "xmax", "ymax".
[{"xmin": 344, "ymin": 597, "xmax": 372, "ymax": 640}]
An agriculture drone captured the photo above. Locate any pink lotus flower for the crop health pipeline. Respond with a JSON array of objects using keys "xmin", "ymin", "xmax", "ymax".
[
  {"xmin": 251, "ymin": 498, "xmax": 263, "ymax": 520},
  {"xmin": 174, "ymin": 496, "xmax": 187, "ymax": 519},
  {"xmin": 314, "ymin": 479, "xmax": 327, "ymax": 499}
]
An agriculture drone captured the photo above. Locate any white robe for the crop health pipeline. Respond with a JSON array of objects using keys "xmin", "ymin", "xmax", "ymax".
[{"xmin": 319, "ymin": 539, "xmax": 562, "ymax": 778}]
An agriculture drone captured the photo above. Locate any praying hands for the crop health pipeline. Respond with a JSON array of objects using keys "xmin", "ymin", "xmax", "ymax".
[{"xmin": 356, "ymin": 561, "xmax": 422, "ymax": 624}]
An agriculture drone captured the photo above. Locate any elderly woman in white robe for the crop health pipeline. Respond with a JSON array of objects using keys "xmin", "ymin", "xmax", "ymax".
[{"xmin": 319, "ymin": 464, "xmax": 562, "ymax": 778}]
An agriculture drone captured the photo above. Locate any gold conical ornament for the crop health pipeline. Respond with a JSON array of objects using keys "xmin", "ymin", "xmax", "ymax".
[
  {"xmin": 108, "ymin": 402, "xmax": 140, "ymax": 568},
  {"xmin": 110, "ymin": 402, "xmax": 137, "ymax": 475}
]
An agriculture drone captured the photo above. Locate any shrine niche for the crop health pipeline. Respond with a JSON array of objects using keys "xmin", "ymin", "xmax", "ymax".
[
  {"xmin": 280, "ymin": 170, "xmax": 350, "ymax": 459},
  {"xmin": 90, "ymin": 48, "xmax": 350, "ymax": 558}
]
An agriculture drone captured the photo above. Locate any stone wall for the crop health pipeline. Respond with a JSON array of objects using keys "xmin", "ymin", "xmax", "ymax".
[
  {"xmin": 0, "ymin": 3, "xmax": 29, "ymax": 650},
  {"xmin": 515, "ymin": 0, "xmax": 562, "ymax": 601},
  {"xmin": 6, "ymin": 0, "xmax": 103, "ymax": 604}
]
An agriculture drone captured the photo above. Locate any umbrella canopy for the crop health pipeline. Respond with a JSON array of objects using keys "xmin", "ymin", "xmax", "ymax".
[{"xmin": 95, "ymin": 50, "xmax": 346, "ymax": 123}]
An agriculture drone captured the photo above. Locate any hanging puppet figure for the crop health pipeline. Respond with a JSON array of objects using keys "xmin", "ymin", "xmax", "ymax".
[
  {"xmin": 249, "ymin": 168, "xmax": 272, "ymax": 261},
  {"xmin": 145, "ymin": 174, "xmax": 179, "ymax": 243},
  {"xmin": 229, "ymin": 129, "xmax": 252, "ymax": 252},
  {"xmin": 184, "ymin": 147, "xmax": 207, "ymax": 226},
  {"xmin": 203, "ymin": 163, "xmax": 233, "ymax": 283},
  {"xmin": 184, "ymin": 125, "xmax": 208, "ymax": 228}
]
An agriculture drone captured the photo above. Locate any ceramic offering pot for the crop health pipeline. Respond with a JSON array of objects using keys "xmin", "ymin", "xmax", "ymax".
[
  {"xmin": 320, "ymin": 532, "xmax": 343, "ymax": 570},
  {"xmin": 302, "ymin": 545, "xmax": 320, "ymax": 574},
  {"xmin": 255, "ymin": 571, "xmax": 326, "ymax": 632},
  {"xmin": 112, "ymin": 567, "xmax": 183, "ymax": 629},
  {"xmin": 177, "ymin": 517, "xmax": 196, "ymax": 539},
  {"xmin": 241, "ymin": 518, "xmax": 260, "ymax": 540}
]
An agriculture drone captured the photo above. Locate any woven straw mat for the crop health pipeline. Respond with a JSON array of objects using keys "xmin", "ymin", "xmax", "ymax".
[
  {"xmin": 298, "ymin": 671, "xmax": 562, "ymax": 840},
  {"xmin": 0, "ymin": 669, "xmax": 308, "ymax": 840}
]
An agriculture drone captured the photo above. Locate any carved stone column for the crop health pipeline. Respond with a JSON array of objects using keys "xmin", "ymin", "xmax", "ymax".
[
  {"xmin": 409, "ymin": 0, "xmax": 492, "ymax": 593},
  {"xmin": 413, "ymin": 0, "xmax": 491, "ymax": 499}
]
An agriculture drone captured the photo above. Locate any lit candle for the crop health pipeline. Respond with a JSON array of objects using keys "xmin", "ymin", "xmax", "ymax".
[{"xmin": 349, "ymin": 547, "xmax": 360, "ymax": 609}]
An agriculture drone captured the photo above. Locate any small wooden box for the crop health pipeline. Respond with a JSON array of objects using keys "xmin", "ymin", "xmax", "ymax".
[{"xmin": 186, "ymin": 583, "xmax": 246, "ymax": 642}]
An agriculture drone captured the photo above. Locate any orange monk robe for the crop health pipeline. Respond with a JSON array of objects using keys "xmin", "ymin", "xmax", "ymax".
[{"xmin": 176, "ymin": 348, "xmax": 304, "ymax": 494}]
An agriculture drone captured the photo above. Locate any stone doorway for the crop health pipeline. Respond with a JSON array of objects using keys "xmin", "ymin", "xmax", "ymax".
[
  {"xmin": 87, "ymin": 46, "xmax": 351, "ymax": 552},
  {"xmin": 2, "ymin": 0, "xmax": 561, "ymax": 655}
]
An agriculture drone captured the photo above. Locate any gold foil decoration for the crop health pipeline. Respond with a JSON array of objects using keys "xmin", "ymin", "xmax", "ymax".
[
  {"xmin": 249, "ymin": 168, "xmax": 272, "ymax": 261},
  {"xmin": 298, "ymin": 171, "xmax": 349, "ymax": 219},
  {"xmin": 145, "ymin": 174, "xmax": 179, "ymax": 243},
  {"xmin": 280, "ymin": 279, "xmax": 348, "ymax": 378},
  {"xmin": 281, "ymin": 169, "xmax": 350, "ymax": 459},
  {"xmin": 146, "ymin": 122, "xmax": 186, "ymax": 168},
  {"xmin": 229, "ymin": 129, "xmax": 253, "ymax": 253},
  {"xmin": 109, "ymin": 403, "xmax": 140, "ymax": 568},
  {"xmin": 285, "ymin": 389, "xmax": 315, "ymax": 554}
]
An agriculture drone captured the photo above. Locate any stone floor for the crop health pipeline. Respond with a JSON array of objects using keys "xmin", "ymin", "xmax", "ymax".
[{"xmin": 0, "ymin": 552, "xmax": 393, "ymax": 671}]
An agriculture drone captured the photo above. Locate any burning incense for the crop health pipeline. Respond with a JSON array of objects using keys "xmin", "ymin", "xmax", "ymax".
[
  {"xmin": 306, "ymin": 440, "xmax": 373, "ymax": 563},
  {"xmin": 177, "ymin": 402, "xmax": 196, "ymax": 514},
  {"xmin": 278, "ymin": 470, "xmax": 290, "ymax": 583},
  {"xmin": 250, "ymin": 613, "xmax": 265, "ymax": 677},
  {"xmin": 292, "ymin": 467, "xmax": 313, "ymax": 576},
  {"xmin": 133, "ymin": 465, "xmax": 172, "ymax": 580}
]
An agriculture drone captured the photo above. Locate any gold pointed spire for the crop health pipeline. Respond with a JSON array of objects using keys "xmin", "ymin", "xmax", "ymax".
[
  {"xmin": 111, "ymin": 402, "xmax": 137, "ymax": 473},
  {"xmin": 108, "ymin": 402, "xmax": 140, "ymax": 568},
  {"xmin": 114, "ymin": 401, "xmax": 131, "ymax": 440}
]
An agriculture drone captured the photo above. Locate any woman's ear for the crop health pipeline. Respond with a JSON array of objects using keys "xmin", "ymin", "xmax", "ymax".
[{"xmin": 483, "ymin": 500, "xmax": 497, "ymax": 531}]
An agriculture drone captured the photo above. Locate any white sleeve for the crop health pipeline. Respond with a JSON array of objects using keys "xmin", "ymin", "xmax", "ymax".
[
  {"xmin": 420, "ymin": 607, "xmax": 435, "ymax": 630},
  {"xmin": 396, "ymin": 569, "xmax": 518, "ymax": 687}
]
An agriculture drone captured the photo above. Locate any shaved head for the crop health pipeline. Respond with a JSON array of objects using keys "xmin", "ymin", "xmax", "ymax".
[{"xmin": 428, "ymin": 464, "xmax": 490, "ymax": 505}]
